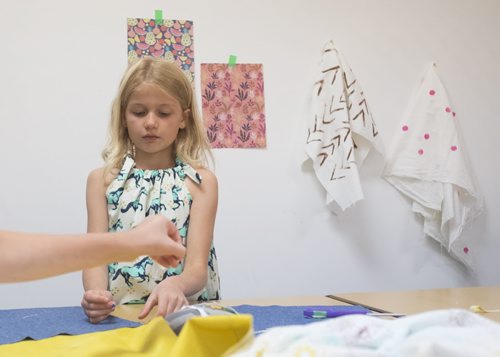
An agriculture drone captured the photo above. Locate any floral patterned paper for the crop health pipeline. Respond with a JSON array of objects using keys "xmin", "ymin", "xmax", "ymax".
[
  {"xmin": 201, "ymin": 64, "xmax": 266, "ymax": 148},
  {"xmin": 127, "ymin": 18, "xmax": 194, "ymax": 82}
]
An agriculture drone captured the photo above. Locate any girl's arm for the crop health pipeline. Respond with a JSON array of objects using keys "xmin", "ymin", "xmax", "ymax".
[
  {"xmin": 0, "ymin": 215, "xmax": 185, "ymax": 283},
  {"xmin": 82, "ymin": 168, "xmax": 112, "ymax": 292},
  {"xmin": 139, "ymin": 168, "xmax": 218, "ymax": 318},
  {"xmin": 81, "ymin": 167, "xmax": 117, "ymax": 323}
]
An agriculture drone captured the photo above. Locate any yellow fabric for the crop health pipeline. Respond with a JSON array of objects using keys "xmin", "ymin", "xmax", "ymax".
[
  {"xmin": 0, "ymin": 315, "xmax": 253, "ymax": 357},
  {"xmin": 173, "ymin": 315, "xmax": 253, "ymax": 356}
]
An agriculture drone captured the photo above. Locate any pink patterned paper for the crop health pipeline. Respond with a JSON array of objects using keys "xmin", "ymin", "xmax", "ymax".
[
  {"xmin": 201, "ymin": 63, "xmax": 266, "ymax": 148},
  {"xmin": 127, "ymin": 18, "xmax": 194, "ymax": 82}
]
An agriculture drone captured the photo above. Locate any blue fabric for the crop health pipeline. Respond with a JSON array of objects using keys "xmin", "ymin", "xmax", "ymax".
[
  {"xmin": 0, "ymin": 304, "xmax": 353, "ymax": 344},
  {"xmin": 0, "ymin": 306, "xmax": 140, "ymax": 345},
  {"xmin": 232, "ymin": 305, "xmax": 335, "ymax": 334}
]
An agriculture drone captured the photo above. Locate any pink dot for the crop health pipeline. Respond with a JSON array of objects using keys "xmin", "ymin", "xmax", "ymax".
[
  {"xmin": 451, "ymin": 145, "xmax": 457, "ymax": 151},
  {"xmin": 424, "ymin": 133, "xmax": 430, "ymax": 140},
  {"xmin": 445, "ymin": 107, "xmax": 451, "ymax": 113},
  {"xmin": 418, "ymin": 149, "xmax": 424, "ymax": 155},
  {"xmin": 429, "ymin": 89, "xmax": 436, "ymax": 96},
  {"xmin": 402, "ymin": 125, "xmax": 409, "ymax": 131},
  {"xmin": 452, "ymin": 112, "xmax": 456, "ymax": 117},
  {"xmin": 463, "ymin": 247, "xmax": 469, "ymax": 254}
]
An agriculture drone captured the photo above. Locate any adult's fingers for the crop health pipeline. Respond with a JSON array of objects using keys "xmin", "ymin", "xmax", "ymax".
[
  {"xmin": 152, "ymin": 255, "xmax": 181, "ymax": 268},
  {"xmin": 165, "ymin": 221, "xmax": 182, "ymax": 243},
  {"xmin": 151, "ymin": 242, "xmax": 185, "ymax": 268},
  {"xmin": 167, "ymin": 241, "xmax": 186, "ymax": 259}
]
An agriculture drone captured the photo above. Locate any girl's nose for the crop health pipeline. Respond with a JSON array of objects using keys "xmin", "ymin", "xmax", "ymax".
[{"xmin": 144, "ymin": 113, "xmax": 158, "ymax": 129}]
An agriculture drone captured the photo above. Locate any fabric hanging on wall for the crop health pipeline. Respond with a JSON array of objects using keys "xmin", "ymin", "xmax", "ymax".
[
  {"xmin": 304, "ymin": 40, "xmax": 384, "ymax": 214},
  {"xmin": 384, "ymin": 63, "xmax": 483, "ymax": 268}
]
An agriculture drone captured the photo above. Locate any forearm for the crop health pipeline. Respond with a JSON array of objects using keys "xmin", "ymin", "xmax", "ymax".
[
  {"xmin": 83, "ymin": 265, "xmax": 109, "ymax": 291},
  {"xmin": 0, "ymin": 231, "xmax": 136, "ymax": 283},
  {"xmin": 167, "ymin": 265, "xmax": 208, "ymax": 298}
]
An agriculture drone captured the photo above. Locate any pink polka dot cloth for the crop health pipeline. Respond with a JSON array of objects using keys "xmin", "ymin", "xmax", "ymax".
[{"xmin": 384, "ymin": 63, "xmax": 483, "ymax": 268}]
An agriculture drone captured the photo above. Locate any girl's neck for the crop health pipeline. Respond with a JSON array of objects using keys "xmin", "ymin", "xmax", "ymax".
[{"xmin": 133, "ymin": 152, "xmax": 176, "ymax": 170}]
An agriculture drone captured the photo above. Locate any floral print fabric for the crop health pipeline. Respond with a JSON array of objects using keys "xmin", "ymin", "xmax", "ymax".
[{"xmin": 201, "ymin": 63, "xmax": 267, "ymax": 148}]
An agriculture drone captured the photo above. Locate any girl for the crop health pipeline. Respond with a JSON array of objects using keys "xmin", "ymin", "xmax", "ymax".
[{"xmin": 81, "ymin": 57, "xmax": 220, "ymax": 323}]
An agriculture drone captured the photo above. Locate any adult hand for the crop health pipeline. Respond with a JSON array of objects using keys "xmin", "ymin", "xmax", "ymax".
[
  {"xmin": 81, "ymin": 289, "xmax": 115, "ymax": 324},
  {"xmin": 138, "ymin": 279, "xmax": 188, "ymax": 320},
  {"xmin": 133, "ymin": 215, "xmax": 186, "ymax": 267}
]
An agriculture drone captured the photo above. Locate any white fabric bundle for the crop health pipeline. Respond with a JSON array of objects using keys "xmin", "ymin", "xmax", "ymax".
[
  {"xmin": 384, "ymin": 63, "xmax": 483, "ymax": 267},
  {"xmin": 230, "ymin": 309, "xmax": 500, "ymax": 356},
  {"xmin": 304, "ymin": 40, "xmax": 383, "ymax": 214}
]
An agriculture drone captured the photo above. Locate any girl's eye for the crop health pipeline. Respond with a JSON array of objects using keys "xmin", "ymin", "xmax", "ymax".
[
  {"xmin": 159, "ymin": 112, "xmax": 170, "ymax": 117},
  {"xmin": 132, "ymin": 111, "xmax": 146, "ymax": 116}
]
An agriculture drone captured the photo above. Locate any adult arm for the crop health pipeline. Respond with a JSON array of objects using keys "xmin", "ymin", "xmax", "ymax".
[{"xmin": 0, "ymin": 215, "xmax": 185, "ymax": 283}]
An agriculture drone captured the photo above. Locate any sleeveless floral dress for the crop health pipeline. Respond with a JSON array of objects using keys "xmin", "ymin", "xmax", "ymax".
[{"xmin": 106, "ymin": 155, "xmax": 220, "ymax": 304}]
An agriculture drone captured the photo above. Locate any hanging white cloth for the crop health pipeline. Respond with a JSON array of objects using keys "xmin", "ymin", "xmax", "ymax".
[
  {"xmin": 384, "ymin": 63, "xmax": 483, "ymax": 267},
  {"xmin": 304, "ymin": 40, "xmax": 383, "ymax": 214}
]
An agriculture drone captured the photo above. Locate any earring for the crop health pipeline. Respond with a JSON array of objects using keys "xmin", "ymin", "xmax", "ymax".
[{"xmin": 128, "ymin": 140, "xmax": 136, "ymax": 158}]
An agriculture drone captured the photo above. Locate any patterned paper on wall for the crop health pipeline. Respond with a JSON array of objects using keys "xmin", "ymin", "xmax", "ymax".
[
  {"xmin": 201, "ymin": 63, "xmax": 266, "ymax": 149},
  {"xmin": 127, "ymin": 18, "xmax": 195, "ymax": 82}
]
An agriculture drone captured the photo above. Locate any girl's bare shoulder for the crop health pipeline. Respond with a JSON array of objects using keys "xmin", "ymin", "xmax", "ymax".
[
  {"xmin": 185, "ymin": 165, "xmax": 217, "ymax": 193},
  {"xmin": 196, "ymin": 167, "xmax": 218, "ymax": 188},
  {"xmin": 87, "ymin": 167, "xmax": 119, "ymax": 189}
]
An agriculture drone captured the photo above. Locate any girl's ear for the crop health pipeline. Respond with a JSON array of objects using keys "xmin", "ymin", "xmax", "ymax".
[{"xmin": 180, "ymin": 109, "xmax": 190, "ymax": 129}]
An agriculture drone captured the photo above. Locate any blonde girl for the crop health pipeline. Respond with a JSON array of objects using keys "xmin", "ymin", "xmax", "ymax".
[{"xmin": 81, "ymin": 57, "xmax": 220, "ymax": 323}]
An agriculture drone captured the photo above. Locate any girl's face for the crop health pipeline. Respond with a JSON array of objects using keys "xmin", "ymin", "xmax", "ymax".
[{"xmin": 124, "ymin": 82, "xmax": 188, "ymax": 169}]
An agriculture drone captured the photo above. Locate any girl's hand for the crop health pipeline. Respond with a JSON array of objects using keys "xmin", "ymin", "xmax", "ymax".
[
  {"xmin": 138, "ymin": 279, "xmax": 188, "ymax": 319},
  {"xmin": 81, "ymin": 289, "xmax": 115, "ymax": 323}
]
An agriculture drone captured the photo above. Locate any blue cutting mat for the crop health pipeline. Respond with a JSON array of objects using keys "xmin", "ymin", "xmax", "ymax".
[{"xmin": 0, "ymin": 306, "xmax": 140, "ymax": 345}]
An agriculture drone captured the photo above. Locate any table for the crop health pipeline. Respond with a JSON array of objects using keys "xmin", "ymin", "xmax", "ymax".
[
  {"xmin": 112, "ymin": 295, "xmax": 344, "ymax": 323},
  {"xmin": 328, "ymin": 286, "xmax": 500, "ymax": 322},
  {"xmin": 113, "ymin": 287, "xmax": 500, "ymax": 325}
]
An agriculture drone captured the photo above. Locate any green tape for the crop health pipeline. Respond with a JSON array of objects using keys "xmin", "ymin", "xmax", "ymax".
[
  {"xmin": 228, "ymin": 55, "xmax": 237, "ymax": 68},
  {"xmin": 155, "ymin": 10, "xmax": 163, "ymax": 25}
]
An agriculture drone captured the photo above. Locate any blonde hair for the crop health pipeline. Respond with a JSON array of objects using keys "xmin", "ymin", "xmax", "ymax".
[{"xmin": 102, "ymin": 57, "xmax": 212, "ymax": 174}]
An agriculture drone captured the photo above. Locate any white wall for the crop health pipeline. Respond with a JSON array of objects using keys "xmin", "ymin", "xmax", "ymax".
[{"xmin": 0, "ymin": 0, "xmax": 499, "ymax": 308}]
